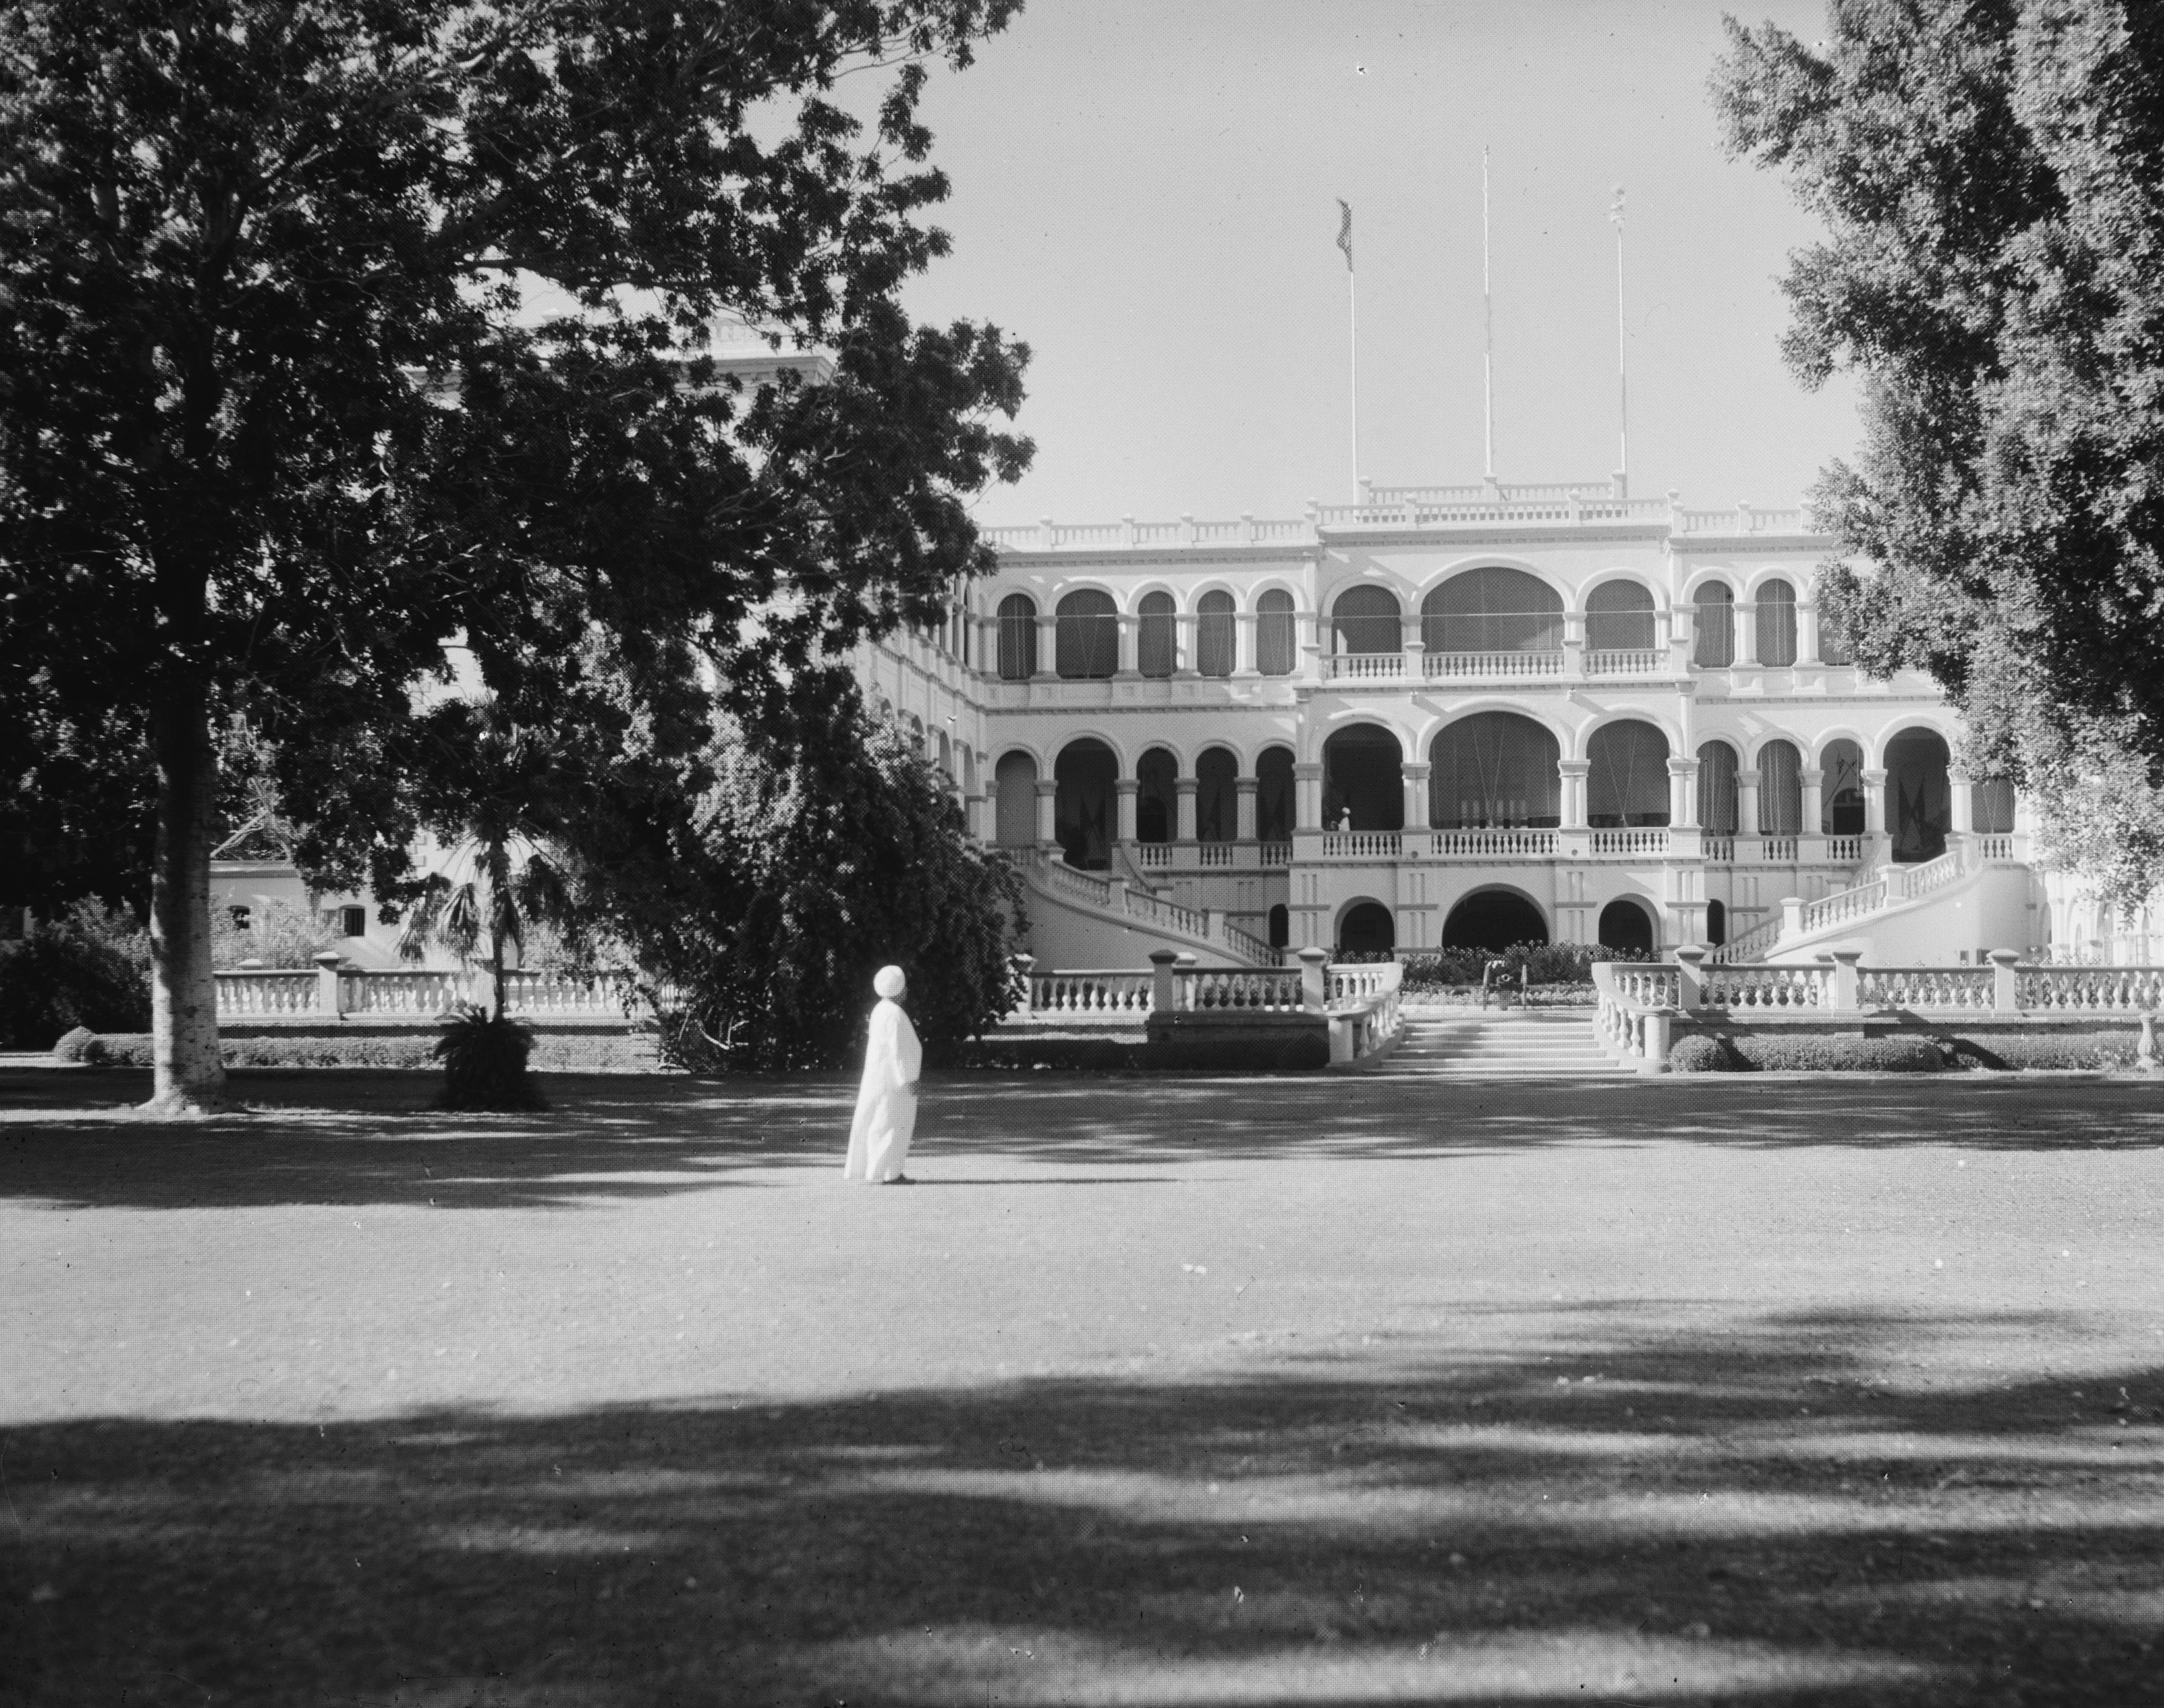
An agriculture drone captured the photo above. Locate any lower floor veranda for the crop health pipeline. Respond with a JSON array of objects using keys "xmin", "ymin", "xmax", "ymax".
[{"xmin": 986, "ymin": 711, "xmax": 2025, "ymax": 956}]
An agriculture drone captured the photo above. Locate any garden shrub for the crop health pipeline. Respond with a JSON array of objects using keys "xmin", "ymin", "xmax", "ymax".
[
  {"xmin": 83, "ymin": 1033, "xmax": 443, "ymax": 1069},
  {"xmin": 1668, "ymin": 1033, "xmax": 1742, "ymax": 1072},
  {"xmin": 0, "ymin": 902, "xmax": 152, "ymax": 1047},
  {"xmin": 1668, "ymin": 1032, "xmax": 1943, "ymax": 1073},
  {"xmin": 434, "ymin": 1007, "xmax": 545, "ymax": 1110}
]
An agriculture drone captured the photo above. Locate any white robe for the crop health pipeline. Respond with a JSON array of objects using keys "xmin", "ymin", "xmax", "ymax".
[{"xmin": 844, "ymin": 997, "xmax": 921, "ymax": 1182}]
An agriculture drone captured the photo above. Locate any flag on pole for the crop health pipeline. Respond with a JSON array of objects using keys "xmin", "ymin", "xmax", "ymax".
[
  {"xmin": 1336, "ymin": 199, "xmax": 1354, "ymax": 271},
  {"xmin": 1609, "ymin": 184, "xmax": 1625, "ymax": 228}
]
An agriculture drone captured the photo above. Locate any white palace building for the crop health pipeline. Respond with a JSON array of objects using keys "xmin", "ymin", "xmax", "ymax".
[{"xmin": 855, "ymin": 476, "xmax": 2069, "ymax": 972}]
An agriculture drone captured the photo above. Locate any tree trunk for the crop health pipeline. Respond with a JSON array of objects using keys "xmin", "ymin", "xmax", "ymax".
[{"xmin": 146, "ymin": 675, "xmax": 228, "ymax": 1114}]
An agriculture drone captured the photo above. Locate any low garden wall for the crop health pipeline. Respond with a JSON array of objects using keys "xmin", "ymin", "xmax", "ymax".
[{"xmin": 73, "ymin": 1015, "xmax": 663, "ymax": 1074}]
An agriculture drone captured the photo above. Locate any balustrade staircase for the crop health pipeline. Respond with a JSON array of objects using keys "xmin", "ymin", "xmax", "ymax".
[
  {"xmin": 1707, "ymin": 838, "xmax": 2020, "ymax": 966},
  {"xmin": 1017, "ymin": 850, "xmax": 1277, "ymax": 968},
  {"xmin": 1379, "ymin": 1008, "xmax": 1623, "ymax": 1078}
]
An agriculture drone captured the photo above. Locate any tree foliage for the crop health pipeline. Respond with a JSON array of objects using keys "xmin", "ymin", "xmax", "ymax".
[
  {"xmin": 1712, "ymin": 0, "xmax": 2164, "ymax": 906},
  {"xmin": 0, "ymin": 0, "xmax": 1031, "ymax": 1107},
  {"xmin": 617, "ymin": 670, "xmax": 1022, "ymax": 1071}
]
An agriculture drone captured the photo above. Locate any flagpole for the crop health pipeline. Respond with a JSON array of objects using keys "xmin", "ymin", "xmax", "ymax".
[
  {"xmin": 1611, "ymin": 184, "xmax": 1628, "ymax": 491},
  {"xmin": 1337, "ymin": 198, "xmax": 1358, "ymax": 504},
  {"xmin": 1482, "ymin": 146, "xmax": 1494, "ymax": 482}
]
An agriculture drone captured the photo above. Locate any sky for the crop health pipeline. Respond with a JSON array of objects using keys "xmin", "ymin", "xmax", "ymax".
[{"xmin": 887, "ymin": 0, "xmax": 1859, "ymax": 528}]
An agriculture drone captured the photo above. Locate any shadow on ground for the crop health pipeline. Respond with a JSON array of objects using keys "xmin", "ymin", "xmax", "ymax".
[
  {"xmin": 4, "ymin": 1304, "xmax": 2158, "ymax": 1705},
  {"xmin": 1, "ymin": 1068, "xmax": 2160, "ymax": 1214}
]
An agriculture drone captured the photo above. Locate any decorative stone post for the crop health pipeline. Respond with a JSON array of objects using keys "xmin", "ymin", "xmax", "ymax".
[
  {"xmin": 1779, "ymin": 895, "xmax": 1807, "ymax": 941},
  {"xmin": 1989, "ymin": 947, "xmax": 2021, "ymax": 1012},
  {"xmin": 1034, "ymin": 777, "xmax": 1058, "ymax": 846},
  {"xmin": 1828, "ymin": 947, "xmax": 1863, "ymax": 1010},
  {"xmin": 1175, "ymin": 777, "xmax": 1199, "ymax": 843},
  {"xmin": 1297, "ymin": 945, "xmax": 1330, "ymax": 1012},
  {"xmin": 1235, "ymin": 776, "xmax": 1259, "ymax": 842},
  {"xmin": 313, "ymin": 950, "xmax": 346, "ymax": 1019},
  {"xmin": 1115, "ymin": 778, "xmax": 1139, "ymax": 845},
  {"xmin": 1800, "ymin": 767, "xmax": 1824, "ymax": 838},
  {"xmin": 1737, "ymin": 767, "xmax": 1762, "ymax": 838},
  {"xmin": 1400, "ymin": 761, "xmax": 1431, "ymax": 831},
  {"xmin": 1673, "ymin": 943, "xmax": 1706, "ymax": 1012},
  {"xmin": 1149, "ymin": 948, "xmax": 1179, "ymax": 1014}
]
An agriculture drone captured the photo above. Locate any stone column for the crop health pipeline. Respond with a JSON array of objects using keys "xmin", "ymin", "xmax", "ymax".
[
  {"xmin": 1563, "ymin": 606, "xmax": 1587, "ymax": 679},
  {"xmin": 1235, "ymin": 776, "xmax": 1259, "ymax": 842},
  {"xmin": 964, "ymin": 791, "xmax": 987, "ymax": 841},
  {"xmin": 1035, "ymin": 614, "xmax": 1057, "ymax": 680},
  {"xmin": 1862, "ymin": 767, "xmax": 1888, "ymax": 834},
  {"xmin": 1800, "ymin": 766, "xmax": 1824, "ymax": 836},
  {"xmin": 1294, "ymin": 761, "xmax": 1324, "ymax": 831},
  {"xmin": 1116, "ymin": 778, "xmax": 1139, "ymax": 845},
  {"xmin": 1670, "ymin": 756, "xmax": 1702, "ymax": 829},
  {"xmin": 1034, "ymin": 777, "xmax": 1058, "ymax": 846},
  {"xmin": 1115, "ymin": 613, "xmax": 1139, "ymax": 677},
  {"xmin": 1735, "ymin": 597, "xmax": 1760, "ymax": 666},
  {"xmin": 1797, "ymin": 601, "xmax": 1822, "ymax": 667},
  {"xmin": 1737, "ymin": 767, "xmax": 1762, "ymax": 837},
  {"xmin": 1949, "ymin": 772, "xmax": 1975, "ymax": 835},
  {"xmin": 1175, "ymin": 776, "xmax": 1198, "ymax": 842},
  {"xmin": 1173, "ymin": 614, "xmax": 1197, "ymax": 678},
  {"xmin": 1401, "ymin": 760, "xmax": 1431, "ymax": 830},
  {"xmin": 1559, "ymin": 759, "xmax": 1591, "ymax": 830},
  {"xmin": 1234, "ymin": 611, "xmax": 1258, "ymax": 677}
]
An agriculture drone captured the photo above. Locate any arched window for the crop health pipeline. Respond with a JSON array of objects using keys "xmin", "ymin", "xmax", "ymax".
[
  {"xmin": 1267, "ymin": 903, "xmax": 1290, "ymax": 950},
  {"xmin": 1821, "ymin": 739, "xmax": 1865, "ymax": 836},
  {"xmin": 1757, "ymin": 739, "xmax": 1803, "ymax": 834},
  {"xmin": 1587, "ymin": 721, "xmax": 1671, "ymax": 827},
  {"xmin": 1428, "ymin": 714, "xmax": 1561, "ymax": 828},
  {"xmin": 1321, "ymin": 725, "xmax": 1404, "ymax": 831},
  {"xmin": 1054, "ymin": 739, "xmax": 1117, "ymax": 868},
  {"xmin": 1195, "ymin": 747, "xmax": 1238, "ymax": 841},
  {"xmin": 1696, "ymin": 741, "xmax": 1739, "ymax": 835},
  {"xmin": 1339, "ymin": 900, "xmax": 1395, "ymax": 955},
  {"xmin": 1256, "ymin": 747, "xmax": 1295, "ymax": 843},
  {"xmin": 1196, "ymin": 590, "xmax": 1236, "ymax": 678},
  {"xmin": 1137, "ymin": 591, "xmax": 1175, "ymax": 678},
  {"xmin": 1586, "ymin": 580, "xmax": 1656, "ymax": 652},
  {"xmin": 1599, "ymin": 897, "xmax": 1656, "ymax": 954},
  {"xmin": 1331, "ymin": 585, "xmax": 1402, "ymax": 655},
  {"xmin": 1885, "ymin": 728, "xmax": 1951, "ymax": 863},
  {"xmin": 1693, "ymin": 582, "xmax": 1734, "ymax": 668},
  {"xmin": 997, "ymin": 594, "xmax": 1037, "ymax": 681},
  {"xmin": 1973, "ymin": 776, "xmax": 2017, "ymax": 834},
  {"xmin": 1757, "ymin": 579, "xmax": 1798, "ymax": 666},
  {"xmin": 1135, "ymin": 748, "xmax": 1177, "ymax": 843},
  {"xmin": 1706, "ymin": 898, "xmax": 1727, "ymax": 947},
  {"xmin": 993, "ymin": 752, "xmax": 1037, "ymax": 847},
  {"xmin": 1257, "ymin": 590, "xmax": 1297, "ymax": 675},
  {"xmin": 1055, "ymin": 589, "xmax": 1117, "ymax": 680},
  {"xmin": 1422, "ymin": 567, "xmax": 1563, "ymax": 654}
]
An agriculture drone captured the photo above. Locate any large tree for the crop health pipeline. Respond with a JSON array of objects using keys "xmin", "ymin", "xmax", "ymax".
[
  {"xmin": 1712, "ymin": 0, "xmax": 2164, "ymax": 905},
  {"xmin": 0, "ymin": 0, "xmax": 1031, "ymax": 1110}
]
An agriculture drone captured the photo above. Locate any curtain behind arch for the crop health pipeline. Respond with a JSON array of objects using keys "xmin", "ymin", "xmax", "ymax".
[
  {"xmin": 1821, "ymin": 739, "xmax": 1865, "ymax": 835},
  {"xmin": 1696, "ymin": 741, "xmax": 1739, "ymax": 834},
  {"xmin": 1588, "ymin": 722, "xmax": 1671, "ymax": 827},
  {"xmin": 1055, "ymin": 589, "xmax": 1117, "ymax": 680},
  {"xmin": 1257, "ymin": 590, "xmax": 1297, "ymax": 675},
  {"xmin": 1195, "ymin": 747, "xmax": 1238, "ymax": 840},
  {"xmin": 1331, "ymin": 585, "xmax": 1402, "ymax": 655},
  {"xmin": 997, "ymin": 594, "xmax": 1037, "ymax": 680},
  {"xmin": 1757, "ymin": 580, "xmax": 1798, "ymax": 666},
  {"xmin": 1586, "ymin": 581, "xmax": 1655, "ymax": 651},
  {"xmin": 1137, "ymin": 591, "xmax": 1175, "ymax": 678},
  {"xmin": 1197, "ymin": 590, "xmax": 1235, "ymax": 677},
  {"xmin": 1428, "ymin": 714, "xmax": 1561, "ymax": 828},
  {"xmin": 1757, "ymin": 739, "xmax": 1803, "ymax": 834},
  {"xmin": 1694, "ymin": 583, "xmax": 1734, "ymax": 668},
  {"xmin": 1422, "ymin": 567, "xmax": 1563, "ymax": 653}
]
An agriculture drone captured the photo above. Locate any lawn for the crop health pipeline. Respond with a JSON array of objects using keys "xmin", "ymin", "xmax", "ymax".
[{"xmin": 4, "ymin": 1067, "xmax": 2162, "ymax": 1705}]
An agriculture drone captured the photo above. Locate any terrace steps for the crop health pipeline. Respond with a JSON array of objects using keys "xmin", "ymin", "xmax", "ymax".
[{"xmin": 1380, "ymin": 1008, "xmax": 1624, "ymax": 1078}]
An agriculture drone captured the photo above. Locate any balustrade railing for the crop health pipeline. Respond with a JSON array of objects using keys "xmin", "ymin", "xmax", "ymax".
[
  {"xmin": 1584, "ymin": 649, "xmax": 1665, "ymax": 676},
  {"xmin": 1759, "ymin": 836, "xmax": 1800, "ymax": 863},
  {"xmin": 1703, "ymin": 836, "xmax": 1736, "ymax": 863},
  {"xmin": 1706, "ymin": 915, "xmax": 1782, "ymax": 965},
  {"xmin": 345, "ymin": 969, "xmax": 467, "ymax": 1015},
  {"xmin": 1043, "ymin": 857, "xmax": 1112, "ymax": 906},
  {"xmin": 1894, "ymin": 850, "xmax": 1963, "ymax": 900},
  {"xmin": 1257, "ymin": 842, "xmax": 1293, "ymax": 867},
  {"xmin": 1136, "ymin": 844, "xmax": 1174, "ymax": 868},
  {"xmin": 1182, "ymin": 967, "xmax": 1306, "ymax": 1012},
  {"xmin": 1977, "ymin": 834, "xmax": 2016, "ymax": 861},
  {"xmin": 1825, "ymin": 836, "xmax": 1864, "ymax": 863},
  {"xmin": 1860, "ymin": 966, "xmax": 1993, "ymax": 1011},
  {"xmin": 1591, "ymin": 961, "xmax": 1677, "ymax": 1072},
  {"xmin": 1423, "ymin": 649, "xmax": 1566, "ymax": 680},
  {"xmin": 1319, "ymin": 831, "xmax": 1402, "ymax": 860},
  {"xmin": 213, "ymin": 969, "xmax": 321, "ymax": 1016},
  {"xmin": 2015, "ymin": 965, "xmax": 2164, "ymax": 1012},
  {"xmin": 1124, "ymin": 887, "xmax": 1203, "ymax": 938},
  {"xmin": 1589, "ymin": 828, "xmax": 1669, "ymax": 856},
  {"xmin": 498, "ymin": 970, "xmax": 638, "ymax": 1015},
  {"xmin": 1804, "ymin": 877, "xmax": 1886, "ymax": 933},
  {"xmin": 1325, "ymin": 652, "xmax": 1404, "ymax": 681},
  {"xmin": 1427, "ymin": 828, "xmax": 1557, "ymax": 857},
  {"xmin": 1028, "ymin": 969, "xmax": 1154, "ymax": 1019},
  {"xmin": 1220, "ymin": 920, "xmax": 1280, "ymax": 966},
  {"xmin": 1700, "ymin": 963, "xmax": 1826, "ymax": 1010},
  {"xmin": 1197, "ymin": 844, "xmax": 1235, "ymax": 867}
]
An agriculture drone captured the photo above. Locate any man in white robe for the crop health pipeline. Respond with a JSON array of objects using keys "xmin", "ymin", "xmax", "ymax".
[{"xmin": 844, "ymin": 965, "xmax": 921, "ymax": 1183}]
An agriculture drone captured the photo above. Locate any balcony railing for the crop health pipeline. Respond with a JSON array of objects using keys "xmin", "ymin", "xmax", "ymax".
[
  {"xmin": 1427, "ymin": 828, "xmax": 1558, "ymax": 857},
  {"xmin": 1589, "ymin": 828, "xmax": 1670, "ymax": 856},
  {"xmin": 1324, "ymin": 652, "xmax": 1404, "ymax": 682},
  {"xmin": 1423, "ymin": 649, "xmax": 1564, "ymax": 680},
  {"xmin": 1584, "ymin": 648, "xmax": 1665, "ymax": 676},
  {"xmin": 1318, "ymin": 830, "xmax": 1402, "ymax": 860}
]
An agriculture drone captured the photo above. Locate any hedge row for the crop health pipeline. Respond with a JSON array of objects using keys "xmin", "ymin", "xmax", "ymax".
[
  {"xmin": 75, "ymin": 1031, "xmax": 664, "ymax": 1073},
  {"xmin": 1670, "ymin": 1030, "xmax": 2146, "ymax": 1074}
]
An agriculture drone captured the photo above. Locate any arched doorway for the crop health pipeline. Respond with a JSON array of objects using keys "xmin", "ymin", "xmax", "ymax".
[
  {"xmin": 1429, "ymin": 713, "xmax": 1560, "ymax": 827},
  {"xmin": 1706, "ymin": 898, "xmax": 1727, "ymax": 947},
  {"xmin": 1321, "ymin": 725, "xmax": 1403, "ymax": 831},
  {"xmin": 1135, "ymin": 748, "xmax": 1176, "ymax": 843},
  {"xmin": 1338, "ymin": 900, "xmax": 1394, "ymax": 955},
  {"xmin": 1587, "ymin": 721, "xmax": 1672, "ymax": 826},
  {"xmin": 1442, "ymin": 889, "xmax": 1550, "ymax": 949},
  {"xmin": 1422, "ymin": 567, "xmax": 1563, "ymax": 654},
  {"xmin": 1599, "ymin": 897, "xmax": 1656, "ymax": 953},
  {"xmin": 1255, "ymin": 747, "xmax": 1295, "ymax": 843},
  {"xmin": 993, "ymin": 752, "xmax": 1038, "ymax": 848},
  {"xmin": 1195, "ymin": 747, "xmax": 1238, "ymax": 842},
  {"xmin": 1821, "ymin": 739, "xmax": 1865, "ymax": 835},
  {"xmin": 1697, "ymin": 740, "xmax": 1739, "ymax": 835},
  {"xmin": 1885, "ymin": 728, "xmax": 1951, "ymax": 863},
  {"xmin": 1757, "ymin": 739, "xmax": 1803, "ymax": 835},
  {"xmin": 1053, "ymin": 739, "xmax": 1117, "ymax": 869},
  {"xmin": 1267, "ymin": 903, "xmax": 1289, "ymax": 949}
]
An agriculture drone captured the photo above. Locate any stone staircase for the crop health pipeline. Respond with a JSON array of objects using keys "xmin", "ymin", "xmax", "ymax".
[{"xmin": 1380, "ymin": 1007, "xmax": 1623, "ymax": 1078}]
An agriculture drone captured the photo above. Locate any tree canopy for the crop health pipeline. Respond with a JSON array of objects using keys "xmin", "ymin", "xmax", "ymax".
[
  {"xmin": 0, "ymin": 0, "xmax": 1032, "ymax": 1107},
  {"xmin": 1712, "ymin": 0, "xmax": 2164, "ymax": 904}
]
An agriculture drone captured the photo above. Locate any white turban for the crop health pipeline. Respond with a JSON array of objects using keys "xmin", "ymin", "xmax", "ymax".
[{"xmin": 873, "ymin": 965, "xmax": 907, "ymax": 1000}]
